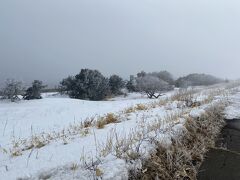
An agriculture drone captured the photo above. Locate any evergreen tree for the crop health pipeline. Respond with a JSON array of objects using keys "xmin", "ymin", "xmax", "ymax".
[
  {"xmin": 24, "ymin": 80, "xmax": 46, "ymax": 100},
  {"xmin": 60, "ymin": 69, "xmax": 110, "ymax": 100},
  {"xmin": 109, "ymin": 75, "xmax": 125, "ymax": 95}
]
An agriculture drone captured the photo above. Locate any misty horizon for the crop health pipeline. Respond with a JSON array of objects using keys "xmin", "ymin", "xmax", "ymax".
[{"xmin": 1, "ymin": 0, "xmax": 240, "ymax": 85}]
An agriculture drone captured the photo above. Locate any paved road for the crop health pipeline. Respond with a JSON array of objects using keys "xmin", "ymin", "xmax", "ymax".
[{"xmin": 198, "ymin": 119, "xmax": 240, "ymax": 180}]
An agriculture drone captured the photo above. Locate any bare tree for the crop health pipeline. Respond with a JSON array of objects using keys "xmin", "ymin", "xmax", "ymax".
[
  {"xmin": 1, "ymin": 79, "xmax": 24, "ymax": 102},
  {"xmin": 136, "ymin": 75, "xmax": 173, "ymax": 98}
]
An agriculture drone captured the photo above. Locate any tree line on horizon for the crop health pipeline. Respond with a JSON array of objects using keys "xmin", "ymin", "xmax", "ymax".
[{"xmin": 0, "ymin": 69, "xmax": 224, "ymax": 102}]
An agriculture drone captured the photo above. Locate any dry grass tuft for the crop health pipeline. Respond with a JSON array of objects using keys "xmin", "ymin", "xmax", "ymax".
[
  {"xmin": 158, "ymin": 98, "xmax": 169, "ymax": 106},
  {"xmin": 135, "ymin": 104, "xmax": 148, "ymax": 111},
  {"xmin": 70, "ymin": 163, "xmax": 79, "ymax": 171},
  {"xmin": 10, "ymin": 149, "xmax": 23, "ymax": 157},
  {"xmin": 96, "ymin": 118, "xmax": 106, "ymax": 129},
  {"xmin": 96, "ymin": 113, "xmax": 119, "ymax": 129},
  {"xmin": 82, "ymin": 117, "xmax": 94, "ymax": 128},
  {"xmin": 105, "ymin": 113, "xmax": 119, "ymax": 124},
  {"xmin": 124, "ymin": 107, "xmax": 136, "ymax": 114},
  {"xmin": 171, "ymin": 88, "xmax": 196, "ymax": 102},
  {"xmin": 170, "ymin": 88, "xmax": 202, "ymax": 108},
  {"xmin": 96, "ymin": 168, "xmax": 104, "ymax": 177}
]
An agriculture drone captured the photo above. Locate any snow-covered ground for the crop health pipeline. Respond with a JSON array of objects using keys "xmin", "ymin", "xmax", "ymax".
[
  {"xmin": 225, "ymin": 88, "xmax": 240, "ymax": 119},
  {"xmin": 0, "ymin": 92, "xmax": 164, "ymax": 179},
  {"xmin": 0, "ymin": 85, "xmax": 239, "ymax": 180},
  {"xmin": 0, "ymin": 93, "xmax": 157, "ymax": 147}
]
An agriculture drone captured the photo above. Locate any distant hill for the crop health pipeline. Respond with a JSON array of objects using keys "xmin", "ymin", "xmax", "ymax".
[{"xmin": 175, "ymin": 73, "xmax": 223, "ymax": 87}]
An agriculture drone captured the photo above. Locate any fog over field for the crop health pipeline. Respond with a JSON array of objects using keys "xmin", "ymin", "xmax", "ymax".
[
  {"xmin": 0, "ymin": 0, "xmax": 240, "ymax": 85},
  {"xmin": 1, "ymin": 1, "xmax": 240, "ymax": 179}
]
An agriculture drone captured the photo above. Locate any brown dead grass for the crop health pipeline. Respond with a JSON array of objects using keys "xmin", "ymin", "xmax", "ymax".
[
  {"xmin": 96, "ymin": 113, "xmax": 119, "ymax": 129},
  {"xmin": 129, "ymin": 102, "xmax": 226, "ymax": 180},
  {"xmin": 124, "ymin": 107, "xmax": 136, "ymax": 114},
  {"xmin": 135, "ymin": 104, "xmax": 148, "ymax": 111}
]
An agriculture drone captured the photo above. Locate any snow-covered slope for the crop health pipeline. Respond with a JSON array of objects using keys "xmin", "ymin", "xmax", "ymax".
[{"xmin": 0, "ymin": 86, "xmax": 238, "ymax": 180}]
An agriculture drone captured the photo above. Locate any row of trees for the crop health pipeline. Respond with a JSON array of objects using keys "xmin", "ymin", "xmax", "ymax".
[
  {"xmin": 59, "ymin": 69, "xmax": 223, "ymax": 100},
  {"xmin": 0, "ymin": 69, "xmax": 224, "ymax": 102},
  {"xmin": 58, "ymin": 69, "xmax": 177, "ymax": 100},
  {"xmin": 0, "ymin": 79, "xmax": 46, "ymax": 102}
]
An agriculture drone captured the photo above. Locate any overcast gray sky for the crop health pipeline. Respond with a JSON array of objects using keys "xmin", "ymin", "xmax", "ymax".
[{"xmin": 0, "ymin": 0, "xmax": 240, "ymax": 85}]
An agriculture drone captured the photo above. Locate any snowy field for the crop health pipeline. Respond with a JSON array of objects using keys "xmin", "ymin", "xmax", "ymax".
[
  {"xmin": 0, "ymin": 84, "xmax": 239, "ymax": 180},
  {"xmin": 0, "ymin": 92, "xmax": 158, "ymax": 148}
]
